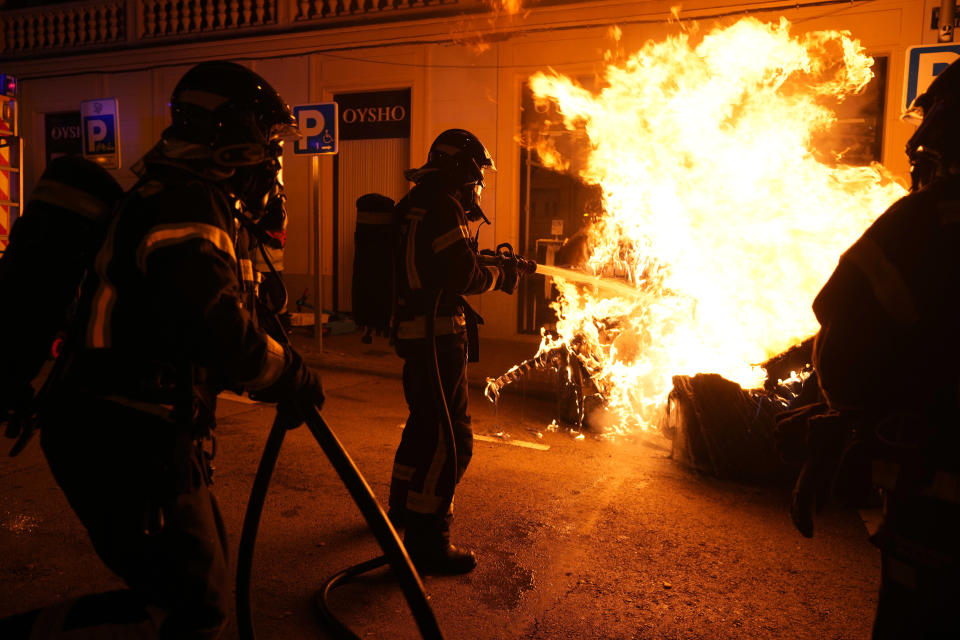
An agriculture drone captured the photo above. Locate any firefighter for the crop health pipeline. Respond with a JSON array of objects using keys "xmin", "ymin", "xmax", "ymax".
[
  {"xmin": 387, "ymin": 129, "xmax": 532, "ymax": 575},
  {"xmin": 0, "ymin": 156, "xmax": 124, "ymax": 447},
  {"xmin": 0, "ymin": 61, "xmax": 323, "ymax": 639},
  {"xmin": 794, "ymin": 58, "xmax": 960, "ymax": 638}
]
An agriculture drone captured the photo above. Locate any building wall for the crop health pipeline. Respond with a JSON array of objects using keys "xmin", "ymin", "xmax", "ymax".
[{"xmin": 8, "ymin": 0, "xmax": 932, "ymax": 341}]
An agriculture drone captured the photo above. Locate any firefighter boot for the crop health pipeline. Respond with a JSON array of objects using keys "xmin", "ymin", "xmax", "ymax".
[{"xmin": 404, "ymin": 512, "xmax": 476, "ymax": 575}]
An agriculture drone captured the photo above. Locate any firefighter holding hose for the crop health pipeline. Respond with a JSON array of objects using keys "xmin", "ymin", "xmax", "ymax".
[
  {"xmin": 0, "ymin": 61, "xmax": 324, "ymax": 638},
  {"xmin": 788, "ymin": 58, "xmax": 960, "ymax": 637},
  {"xmin": 387, "ymin": 129, "xmax": 535, "ymax": 575}
]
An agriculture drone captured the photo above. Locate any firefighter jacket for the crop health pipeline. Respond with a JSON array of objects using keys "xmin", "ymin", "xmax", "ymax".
[
  {"xmin": 65, "ymin": 153, "xmax": 288, "ymax": 425},
  {"xmin": 812, "ymin": 173, "xmax": 960, "ymax": 417},
  {"xmin": 394, "ymin": 178, "xmax": 499, "ymax": 345},
  {"xmin": 0, "ymin": 157, "xmax": 122, "ymax": 411}
]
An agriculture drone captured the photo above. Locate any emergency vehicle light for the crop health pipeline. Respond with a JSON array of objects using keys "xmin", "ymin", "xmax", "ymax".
[{"xmin": 0, "ymin": 74, "xmax": 17, "ymax": 97}]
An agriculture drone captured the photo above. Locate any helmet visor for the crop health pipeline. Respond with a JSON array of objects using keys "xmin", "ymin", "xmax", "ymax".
[
  {"xmin": 902, "ymin": 94, "xmax": 927, "ymax": 126},
  {"xmin": 269, "ymin": 121, "xmax": 301, "ymax": 142},
  {"xmin": 901, "ymin": 104, "xmax": 924, "ymax": 126}
]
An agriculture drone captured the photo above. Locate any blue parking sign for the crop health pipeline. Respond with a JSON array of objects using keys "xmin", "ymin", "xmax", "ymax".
[
  {"xmin": 83, "ymin": 115, "xmax": 115, "ymax": 155},
  {"xmin": 81, "ymin": 98, "xmax": 120, "ymax": 169},
  {"xmin": 903, "ymin": 44, "xmax": 960, "ymax": 110},
  {"xmin": 293, "ymin": 103, "xmax": 338, "ymax": 155}
]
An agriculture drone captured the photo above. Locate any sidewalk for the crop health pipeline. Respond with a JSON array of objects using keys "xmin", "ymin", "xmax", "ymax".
[{"xmin": 289, "ymin": 325, "xmax": 561, "ymax": 398}]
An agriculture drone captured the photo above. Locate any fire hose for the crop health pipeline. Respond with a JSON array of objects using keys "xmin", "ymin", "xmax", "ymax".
[
  {"xmin": 478, "ymin": 243, "xmax": 537, "ymax": 292},
  {"xmin": 310, "ymin": 289, "xmax": 456, "ymax": 639},
  {"xmin": 309, "ymin": 247, "xmax": 543, "ymax": 633},
  {"xmin": 235, "ymin": 294, "xmax": 457, "ymax": 639},
  {"xmin": 236, "ymin": 402, "xmax": 442, "ymax": 640},
  {"xmin": 238, "ymin": 241, "xmax": 540, "ymax": 638},
  {"xmin": 479, "ymin": 249, "xmax": 648, "ymax": 412},
  {"xmin": 236, "ymin": 239, "xmax": 443, "ymax": 640}
]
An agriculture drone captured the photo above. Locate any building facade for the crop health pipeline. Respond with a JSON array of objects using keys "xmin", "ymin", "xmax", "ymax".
[{"xmin": 0, "ymin": 0, "xmax": 946, "ymax": 340}]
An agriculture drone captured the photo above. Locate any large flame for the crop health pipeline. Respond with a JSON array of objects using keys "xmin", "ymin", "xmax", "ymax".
[{"xmin": 528, "ymin": 17, "xmax": 906, "ymax": 431}]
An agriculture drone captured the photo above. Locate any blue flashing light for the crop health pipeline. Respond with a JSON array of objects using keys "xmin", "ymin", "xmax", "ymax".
[{"xmin": 0, "ymin": 74, "xmax": 16, "ymax": 97}]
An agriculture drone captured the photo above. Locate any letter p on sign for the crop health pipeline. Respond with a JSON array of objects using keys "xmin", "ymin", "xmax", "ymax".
[
  {"xmin": 87, "ymin": 119, "xmax": 107, "ymax": 147},
  {"xmin": 297, "ymin": 109, "xmax": 324, "ymax": 147},
  {"xmin": 293, "ymin": 103, "xmax": 338, "ymax": 155}
]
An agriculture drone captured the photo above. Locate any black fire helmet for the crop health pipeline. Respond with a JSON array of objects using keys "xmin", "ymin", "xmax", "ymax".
[
  {"xmin": 167, "ymin": 60, "xmax": 299, "ymax": 167},
  {"xmin": 406, "ymin": 129, "xmax": 496, "ymax": 187},
  {"xmin": 903, "ymin": 57, "xmax": 960, "ymax": 189}
]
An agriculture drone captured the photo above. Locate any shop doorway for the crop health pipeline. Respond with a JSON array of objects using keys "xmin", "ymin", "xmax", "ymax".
[{"xmin": 333, "ymin": 88, "xmax": 410, "ymax": 313}]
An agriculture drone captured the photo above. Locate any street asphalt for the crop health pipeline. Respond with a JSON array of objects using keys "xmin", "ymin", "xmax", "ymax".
[{"xmin": 0, "ymin": 327, "xmax": 880, "ymax": 639}]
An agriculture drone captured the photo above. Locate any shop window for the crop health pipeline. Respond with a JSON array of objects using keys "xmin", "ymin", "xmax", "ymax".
[
  {"xmin": 517, "ymin": 79, "xmax": 602, "ymax": 334},
  {"xmin": 813, "ymin": 55, "xmax": 888, "ymax": 166}
]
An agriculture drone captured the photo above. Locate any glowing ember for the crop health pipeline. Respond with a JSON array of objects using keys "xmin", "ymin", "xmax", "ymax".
[
  {"xmin": 481, "ymin": 0, "xmax": 522, "ymax": 16},
  {"xmin": 527, "ymin": 17, "xmax": 907, "ymax": 431},
  {"xmin": 493, "ymin": 0, "xmax": 521, "ymax": 14}
]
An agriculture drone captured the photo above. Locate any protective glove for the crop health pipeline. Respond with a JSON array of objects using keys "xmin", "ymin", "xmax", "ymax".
[
  {"xmin": 787, "ymin": 412, "xmax": 850, "ymax": 538},
  {"xmin": 249, "ymin": 348, "xmax": 325, "ymax": 425},
  {"xmin": 497, "ymin": 259, "xmax": 520, "ymax": 295},
  {"xmin": 256, "ymin": 192, "xmax": 288, "ymax": 250}
]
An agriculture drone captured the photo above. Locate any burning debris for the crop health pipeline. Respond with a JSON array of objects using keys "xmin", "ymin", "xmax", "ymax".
[
  {"xmin": 485, "ymin": 334, "xmax": 604, "ymax": 433},
  {"xmin": 484, "ymin": 341, "xmax": 572, "ymax": 405},
  {"xmin": 505, "ymin": 16, "xmax": 907, "ymax": 433},
  {"xmin": 485, "ymin": 333, "xmax": 816, "ymax": 480},
  {"xmin": 663, "ymin": 339, "xmax": 816, "ymax": 481}
]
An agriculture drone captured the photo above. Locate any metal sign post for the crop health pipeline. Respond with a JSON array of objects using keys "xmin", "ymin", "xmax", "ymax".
[
  {"xmin": 312, "ymin": 155, "xmax": 323, "ymax": 348},
  {"xmin": 293, "ymin": 103, "xmax": 339, "ymax": 347}
]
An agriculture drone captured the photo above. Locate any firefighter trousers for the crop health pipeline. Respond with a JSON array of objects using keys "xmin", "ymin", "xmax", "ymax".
[
  {"xmin": 389, "ymin": 332, "xmax": 474, "ymax": 517},
  {"xmin": 28, "ymin": 395, "xmax": 229, "ymax": 639},
  {"xmin": 871, "ymin": 492, "xmax": 960, "ymax": 639}
]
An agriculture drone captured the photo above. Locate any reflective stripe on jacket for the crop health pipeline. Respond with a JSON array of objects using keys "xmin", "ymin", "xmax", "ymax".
[
  {"xmin": 77, "ymin": 166, "xmax": 287, "ymax": 399},
  {"xmin": 394, "ymin": 181, "xmax": 496, "ymax": 326}
]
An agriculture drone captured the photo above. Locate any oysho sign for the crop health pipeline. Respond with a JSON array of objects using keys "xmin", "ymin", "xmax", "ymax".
[
  {"xmin": 341, "ymin": 104, "xmax": 407, "ymax": 125},
  {"xmin": 49, "ymin": 122, "xmax": 81, "ymax": 140},
  {"xmin": 335, "ymin": 89, "xmax": 411, "ymax": 141},
  {"xmin": 44, "ymin": 111, "xmax": 82, "ymax": 165}
]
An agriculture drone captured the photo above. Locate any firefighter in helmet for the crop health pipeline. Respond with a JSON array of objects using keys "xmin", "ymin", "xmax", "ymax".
[
  {"xmin": 387, "ymin": 129, "xmax": 534, "ymax": 574},
  {"xmin": 0, "ymin": 157, "xmax": 124, "ymax": 448},
  {"xmin": 0, "ymin": 61, "xmax": 323, "ymax": 639},
  {"xmin": 791, "ymin": 58, "xmax": 960, "ymax": 637}
]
